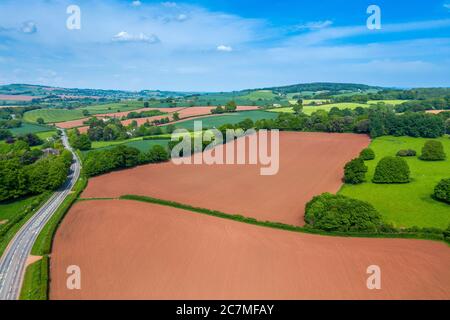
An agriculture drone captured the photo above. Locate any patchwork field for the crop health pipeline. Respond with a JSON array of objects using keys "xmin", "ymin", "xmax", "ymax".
[
  {"xmin": 24, "ymin": 109, "xmax": 85, "ymax": 123},
  {"xmin": 54, "ymin": 106, "xmax": 259, "ymax": 130},
  {"xmin": 170, "ymin": 110, "xmax": 278, "ymax": 131},
  {"xmin": 82, "ymin": 132, "xmax": 370, "ymax": 226},
  {"xmin": 340, "ymin": 136, "xmax": 450, "ymax": 229},
  {"xmin": 82, "ymin": 139, "xmax": 169, "ymax": 156},
  {"xmin": 50, "ymin": 199, "xmax": 450, "ymax": 300},
  {"xmin": 269, "ymin": 103, "xmax": 369, "ymax": 115},
  {"xmin": 0, "ymin": 94, "xmax": 36, "ymax": 101},
  {"xmin": 9, "ymin": 123, "xmax": 55, "ymax": 135}
]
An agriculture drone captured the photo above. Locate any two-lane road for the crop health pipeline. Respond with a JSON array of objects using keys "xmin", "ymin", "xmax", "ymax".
[{"xmin": 0, "ymin": 130, "xmax": 81, "ymax": 300}]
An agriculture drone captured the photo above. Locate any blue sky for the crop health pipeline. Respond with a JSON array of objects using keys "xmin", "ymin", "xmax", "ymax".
[{"xmin": 0, "ymin": 0, "xmax": 449, "ymax": 91}]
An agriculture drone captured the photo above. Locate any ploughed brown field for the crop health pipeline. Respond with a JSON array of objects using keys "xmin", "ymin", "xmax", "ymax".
[
  {"xmin": 50, "ymin": 200, "xmax": 450, "ymax": 300},
  {"xmin": 0, "ymin": 94, "xmax": 36, "ymax": 101},
  {"xmin": 82, "ymin": 132, "xmax": 370, "ymax": 226}
]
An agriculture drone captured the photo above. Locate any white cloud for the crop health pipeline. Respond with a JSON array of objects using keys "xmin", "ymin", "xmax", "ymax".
[
  {"xmin": 112, "ymin": 31, "xmax": 159, "ymax": 44},
  {"xmin": 176, "ymin": 14, "xmax": 188, "ymax": 22},
  {"xmin": 217, "ymin": 45, "xmax": 233, "ymax": 52},
  {"xmin": 294, "ymin": 20, "xmax": 333, "ymax": 31},
  {"xmin": 131, "ymin": 1, "xmax": 142, "ymax": 7},
  {"xmin": 20, "ymin": 21, "xmax": 37, "ymax": 34},
  {"xmin": 161, "ymin": 2, "xmax": 177, "ymax": 7}
]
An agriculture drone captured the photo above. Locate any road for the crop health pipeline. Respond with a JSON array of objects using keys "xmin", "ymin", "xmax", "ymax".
[{"xmin": 0, "ymin": 130, "xmax": 81, "ymax": 300}]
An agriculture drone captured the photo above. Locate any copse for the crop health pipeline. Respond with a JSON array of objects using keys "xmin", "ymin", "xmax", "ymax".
[
  {"xmin": 433, "ymin": 178, "xmax": 450, "ymax": 204},
  {"xmin": 359, "ymin": 148, "xmax": 375, "ymax": 160},
  {"xmin": 344, "ymin": 157, "xmax": 368, "ymax": 184},
  {"xmin": 373, "ymin": 156, "xmax": 410, "ymax": 184},
  {"xmin": 84, "ymin": 144, "xmax": 170, "ymax": 177},
  {"xmin": 419, "ymin": 140, "xmax": 446, "ymax": 161},
  {"xmin": 396, "ymin": 149, "xmax": 416, "ymax": 157},
  {"xmin": 304, "ymin": 193, "xmax": 382, "ymax": 232}
]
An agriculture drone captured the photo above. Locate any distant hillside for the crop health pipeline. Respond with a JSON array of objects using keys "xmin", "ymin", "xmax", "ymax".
[
  {"xmin": 262, "ymin": 82, "xmax": 383, "ymax": 94},
  {"xmin": 0, "ymin": 84, "xmax": 191, "ymax": 99}
]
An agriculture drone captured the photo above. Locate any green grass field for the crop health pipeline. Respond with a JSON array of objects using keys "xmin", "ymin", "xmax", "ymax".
[
  {"xmin": 23, "ymin": 109, "xmax": 85, "ymax": 123},
  {"xmin": 171, "ymin": 110, "xmax": 278, "ymax": 131},
  {"xmin": 367, "ymin": 100, "xmax": 408, "ymax": 105},
  {"xmin": 239, "ymin": 90, "xmax": 278, "ymax": 101},
  {"xmin": 9, "ymin": 122, "xmax": 55, "ymax": 135},
  {"xmin": 79, "ymin": 101, "xmax": 144, "ymax": 114},
  {"xmin": 269, "ymin": 102, "xmax": 369, "ymax": 115},
  {"xmin": 36, "ymin": 130, "xmax": 57, "ymax": 141},
  {"xmin": 23, "ymin": 101, "xmax": 146, "ymax": 124},
  {"xmin": 340, "ymin": 136, "xmax": 450, "ymax": 229},
  {"xmin": 0, "ymin": 195, "xmax": 42, "ymax": 222},
  {"xmin": 83, "ymin": 139, "xmax": 170, "ymax": 156}
]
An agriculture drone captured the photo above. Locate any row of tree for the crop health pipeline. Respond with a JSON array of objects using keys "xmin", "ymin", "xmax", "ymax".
[
  {"xmin": 0, "ymin": 147, "xmax": 72, "ymax": 202},
  {"xmin": 83, "ymin": 144, "xmax": 169, "ymax": 177}
]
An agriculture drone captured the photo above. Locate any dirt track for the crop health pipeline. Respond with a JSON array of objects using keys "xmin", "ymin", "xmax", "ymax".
[
  {"xmin": 82, "ymin": 132, "xmax": 370, "ymax": 226},
  {"xmin": 50, "ymin": 200, "xmax": 450, "ymax": 300}
]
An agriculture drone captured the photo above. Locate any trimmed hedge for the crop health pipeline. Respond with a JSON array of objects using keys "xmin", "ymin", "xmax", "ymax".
[
  {"xmin": 359, "ymin": 148, "xmax": 375, "ymax": 160},
  {"xmin": 120, "ymin": 194, "xmax": 449, "ymax": 244},
  {"xmin": 396, "ymin": 149, "xmax": 416, "ymax": 157},
  {"xmin": 373, "ymin": 156, "xmax": 410, "ymax": 184},
  {"xmin": 304, "ymin": 193, "xmax": 382, "ymax": 232},
  {"xmin": 419, "ymin": 140, "xmax": 446, "ymax": 161},
  {"xmin": 344, "ymin": 157, "xmax": 368, "ymax": 184},
  {"xmin": 433, "ymin": 178, "xmax": 450, "ymax": 204}
]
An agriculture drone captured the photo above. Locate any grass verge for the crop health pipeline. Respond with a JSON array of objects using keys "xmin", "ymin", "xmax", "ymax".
[
  {"xmin": 120, "ymin": 194, "xmax": 448, "ymax": 244},
  {"xmin": 0, "ymin": 193, "xmax": 52, "ymax": 258},
  {"xmin": 31, "ymin": 175, "xmax": 87, "ymax": 256},
  {"xmin": 19, "ymin": 256, "xmax": 48, "ymax": 300}
]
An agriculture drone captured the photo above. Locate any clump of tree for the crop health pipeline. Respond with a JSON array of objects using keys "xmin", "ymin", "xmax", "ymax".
[
  {"xmin": 0, "ymin": 148, "xmax": 72, "ymax": 202},
  {"xmin": 211, "ymin": 101, "xmax": 238, "ymax": 114},
  {"xmin": 344, "ymin": 157, "xmax": 368, "ymax": 184},
  {"xmin": 0, "ymin": 129, "xmax": 12, "ymax": 140},
  {"xmin": 372, "ymin": 156, "xmax": 410, "ymax": 184},
  {"xmin": 419, "ymin": 140, "xmax": 446, "ymax": 161},
  {"xmin": 17, "ymin": 133, "xmax": 43, "ymax": 147},
  {"xmin": 396, "ymin": 149, "xmax": 417, "ymax": 157},
  {"xmin": 124, "ymin": 109, "xmax": 165, "ymax": 120},
  {"xmin": 433, "ymin": 178, "xmax": 450, "ymax": 204},
  {"xmin": 304, "ymin": 193, "xmax": 382, "ymax": 232},
  {"xmin": 368, "ymin": 106, "xmax": 445, "ymax": 138},
  {"xmin": 359, "ymin": 148, "xmax": 375, "ymax": 160},
  {"xmin": 292, "ymin": 99, "xmax": 303, "ymax": 114},
  {"xmin": 68, "ymin": 129, "xmax": 91, "ymax": 151},
  {"xmin": 84, "ymin": 144, "xmax": 169, "ymax": 177}
]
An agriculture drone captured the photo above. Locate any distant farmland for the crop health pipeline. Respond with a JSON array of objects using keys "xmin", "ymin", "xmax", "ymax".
[
  {"xmin": 170, "ymin": 110, "xmax": 278, "ymax": 131},
  {"xmin": 269, "ymin": 102, "xmax": 370, "ymax": 115}
]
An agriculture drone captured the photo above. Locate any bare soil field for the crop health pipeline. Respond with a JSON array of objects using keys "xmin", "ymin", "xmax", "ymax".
[
  {"xmin": 50, "ymin": 199, "xmax": 450, "ymax": 300},
  {"xmin": 82, "ymin": 132, "xmax": 370, "ymax": 226},
  {"xmin": 0, "ymin": 94, "xmax": 36, "ymax": 101}
]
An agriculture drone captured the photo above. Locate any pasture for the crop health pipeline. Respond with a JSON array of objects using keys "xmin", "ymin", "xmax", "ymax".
[
  {"xmin": 82, "ymin": 139, "xmax": 169, "ymax": 156},
  {"xmin": 269, "ymin": 102, "xmax": 369, "ymax": 115},
  {"xmin": 170, "ymin": 110, "xmax": 278, "ymax": 131},
  {"xmin": 340, "ymin": 136, "xmax": 450, "ymax": 229},
  {"xmin": 24, "ymin": 109, "xmax": 85, "ymax": 123},
  {"xmin": 9, "ymin": 123, "xmax": 55, "ymax": 135}
]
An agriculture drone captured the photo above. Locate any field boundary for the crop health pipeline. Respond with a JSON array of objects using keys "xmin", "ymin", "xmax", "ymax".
[{"xmin": 119, "ymin": 195, "xmax": 449, "ymax": 244}]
